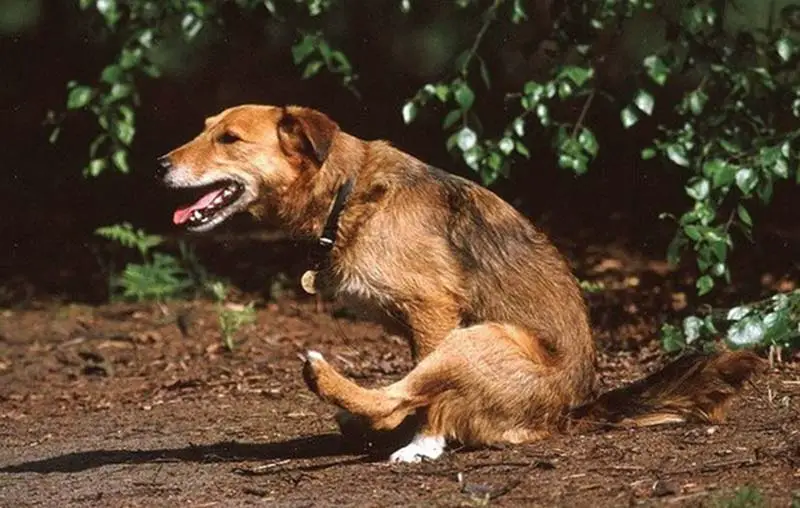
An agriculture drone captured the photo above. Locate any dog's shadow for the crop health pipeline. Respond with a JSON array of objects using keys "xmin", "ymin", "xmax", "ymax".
[
  {"xmin": 1, "ymin": 417, "xmax": 421, "ymax": 475},
  {"xmin": 0, "ymin": 434, "xmax": 377, "ymax": 475}
]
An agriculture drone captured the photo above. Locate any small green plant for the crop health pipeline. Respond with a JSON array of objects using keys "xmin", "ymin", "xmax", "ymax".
[
  {"xmin": 208, "ymin": 281, "xmax": 256, "ymax": 352},
  {"xmin": 712, "ymin": 486, "xmax": 765, "ymax": 508},
  {"xmin": 661, "ymin": 289, "xmax": 800, "ymax": 353},
  {"xmin": 579, "ymin": 279, "xmax": 606, "ymax": 293},
  {"xmin": 95, "ymin": 222, "xmax": 202, "ymax": 301}
]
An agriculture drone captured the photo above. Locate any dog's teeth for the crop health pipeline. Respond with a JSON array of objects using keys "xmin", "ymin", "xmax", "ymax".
[{"xmin": 192, "ymin": 211, "xmax": 202, "ymax": 220}]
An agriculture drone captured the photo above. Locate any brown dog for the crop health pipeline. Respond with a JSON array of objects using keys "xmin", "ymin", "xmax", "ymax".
[{"xmin": 161, "ymin": 104, "xmax": 761, "ymax": 462}]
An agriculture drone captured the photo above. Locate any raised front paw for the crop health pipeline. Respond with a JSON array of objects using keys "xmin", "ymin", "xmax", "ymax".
[{"xmin": 301, "ymin": 350, "xmax": 326, "ymax": 397}]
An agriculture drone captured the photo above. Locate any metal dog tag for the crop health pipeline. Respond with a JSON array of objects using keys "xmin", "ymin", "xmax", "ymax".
[{"xmin": 301, "ymin": 270, "xmax": 318, "ymax": 294}]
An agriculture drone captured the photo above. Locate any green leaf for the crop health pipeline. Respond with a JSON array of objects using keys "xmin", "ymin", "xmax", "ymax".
[
  {"xmin": 696, "ymin": 275, "xmax": 714, "ymax": 296},
  {"xmin": 112, "ymin": 149, "xmax": 129, "ymax": 173},
  {"xmin": 515, "ymin": 141, "xmax": 530, "ymax": 158},
  {"xmin": 100, "ymin": 65, "xmax": 123, "ymax": 84},
  {"xmin": 776, "ymin": 37, "xmax": 794, "ymax": 62},
  {"xmin": 641, "ymin": 147, "xmax": 656, "ymax": 160},
  {"xmin": 454, "ymin": 83, "xmax": 475, "ymax": 110},
  {"xmin": 737, "ymin": 204, "xmax": 752, "ymax": 226},
  {"xmin": 686, "ymin": 178, "xmax": 709, "ymax": 200},
  {"xmin": 115, "ymin": 120, "xmax": 135, "ymax": 146},
  {"xmin": 48, "ymin": 126, "xmax": 61, "ymax": 144},
  {"xmin": 442, "ymin": 109, "xmax": 461, "ymax": 129},
  {"xmin": 683, "ymin": 316, "xmax": 704, "ymax": 343},
  {"xmin": 137, "ymin": 29, "xmax": 153, "ymax": 48},
  {"xmin": 67, "ymin": 86, "xmax": 93, "ymax": 110},
  {"xmin": 511, "ymin": 0, "xmax": 527, "ymax": 23},
  {"xmin": 456, "ymin": 127, "xmax": 477, "ymax": 151},
  {"xmin": 726, "ymin": 316, "xmax": 766, "ymax": 346},
  {"xmin": 434, "ymin": 84, "xmax": 449, "ymax": 102},
  {"xmin": 181, "ymin": 13, "xmax": 204, "ymax": 39},
  {"xmin": 462, "ymin": 146, "xmax": 481, "ymax": 171},
  {"xmin": 780, "ymin": 141, "xmax": 790, "ymax": 159},
  {"xmin": 773, "ymin": 157, "xmax": 789, "ymax": 179},
  {"xmin": 756, "ymin": 178, "xmax": 773, "ymax": 204},
  {"xmin": 578, "ymin": 129, "xmax": 599, "ymax": 157},
  {"xmin": 512, "ymin": 117, "xmax": 525, "ymax": 137},
  {"xmin": 535, "ymin": 104, "xmax": 549, "ymax": 126},
  {"xmin": 719, "ymin": 139, "xmax": 742, "ymax": 155},
  {"xmin": 666, "ymin": 144, "xmax": 690, "ymax": 167},
  {"xmin": 660, "ymin": 323, "xmax": 685, "ymax": 353},
  {"xmin": 557, "ymin": 81, "xmax": 574, "ymax": 99},
  {"xmin": 498, "ymin": 137, "xmax": 514, "ymax": 155},
  {"xmin": 110, "ymin": 83, "xmax": 132, "ymax": 100},
  {"xmin": 704, "ymin": 159, "xmax": 735, "ymax": 187},
  {"xmin": 478, "ymin": 57, "xmax": 491, "ymax": 90},
  {"xmin": 666, "ymin": 232, "xmax": 687, "ymax": 265},
  {"xmin": 402, "ymin": 102, "xmax": 417, "ymax": 124},
  {"xmin": 292, "ymin": 35, "xmax": 316, "ymax": 64},
  {"xmin": 329, "ymin": 51, "xmax": 352, "ymax": 73},
  {"xmin": 119, "ymin": 48, "xmax": 142, "ymax": 69},
  {"xmin": 687, "ymin": 89, "xmax": 708, "ymax": 115},
  {"xmin": 684, "ymin": 225, "xmax": 702, "ymax": 240},
  {"xmin": 633, "ymin": 89, "xmax": 654, "ymax": 115},
  {"xmin": 643, "ymin": 55, "xmax": 669, "ymax": 86},
  {"xmin": 558, "ymin": 65, "xmax": 593, "ymax": 87},
  {"xmin": 302, "ymin": 60, "xmax": 324, "ymax": 79},
  {"xmin": 735, "ymin": 167, "xmax": 757, "ymax": 194},
  {"xmin": 620, "ymin": 107, "xmax": 639, "ymax": 129},
  {"xmin": 86, "ymin": 158, "xmax": 107, "ymax": 177}
]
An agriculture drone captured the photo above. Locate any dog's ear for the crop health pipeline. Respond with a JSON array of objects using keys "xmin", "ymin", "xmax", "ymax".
[{"xmin": 277, "ymin": 106, "xmax": 339, "ymax": 166}]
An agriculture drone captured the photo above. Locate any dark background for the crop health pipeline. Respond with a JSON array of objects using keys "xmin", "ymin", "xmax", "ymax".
[{"xmin": 2, "ymin": 0, "xmax": 797, "ymax": 305}]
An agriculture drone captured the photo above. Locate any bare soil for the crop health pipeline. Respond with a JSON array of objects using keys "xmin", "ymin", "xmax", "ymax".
[{"xmin": 1, "ymin": 238, "xmax": 799, "ymax": 507}]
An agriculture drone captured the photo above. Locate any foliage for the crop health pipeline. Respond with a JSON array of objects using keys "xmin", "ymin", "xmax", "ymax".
[
  {"xmin": 661, "ymin": 289, "xmax": 800, "ymax": 352},
  {"xmin": 95, "ymin": 222, "xmax": 205, "ymax": 301},
  {"xmin": 404, "ymin": 0, "xmax": 800, "ymax": 299},
  {"xmin": 54, "ymin": 0, "xmax": 354, "ymax": 176},
  {"xmin": 208, "ymin": 281, "xmax": 256, "ymax": 352},
  {"xmin": 712, "ymin": 486, "xmax": 765, "ymax": 508}
]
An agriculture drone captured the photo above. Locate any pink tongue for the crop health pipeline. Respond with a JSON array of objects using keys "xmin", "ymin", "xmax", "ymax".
[{"xmin": 173, "ymin": 188, "xmax": 226, "ymax": 225}]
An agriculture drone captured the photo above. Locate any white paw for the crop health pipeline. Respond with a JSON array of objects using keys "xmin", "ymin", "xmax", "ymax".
[
  {"xmin": 306, "ymin": 350, "xmax": 324, "ymax": 361},
  {"xmin": 389, "ymin": 434, "xmax": 445, "ymax": 463}
]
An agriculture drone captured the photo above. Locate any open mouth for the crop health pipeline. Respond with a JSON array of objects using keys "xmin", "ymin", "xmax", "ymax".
[{"xmin": 172, "ymin": 180, "xmax": 246, "ymax": 231}]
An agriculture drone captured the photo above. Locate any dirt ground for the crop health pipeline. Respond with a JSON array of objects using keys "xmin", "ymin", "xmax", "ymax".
[{"xmin": 1, "ymin": 235, "xmax": 799, "ymax": 507}]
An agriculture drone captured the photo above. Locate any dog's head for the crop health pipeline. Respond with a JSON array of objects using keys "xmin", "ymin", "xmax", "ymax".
[{"xmin": 160, "ymin": 105, "xmax": 339, "ymax": 232}]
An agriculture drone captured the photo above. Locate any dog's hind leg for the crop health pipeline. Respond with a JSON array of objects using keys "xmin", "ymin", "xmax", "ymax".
[
  {"xmin": 302, "ymin": 349, "xmax": 440, "ymax": 431},
  {"xmin": 302, "ymin": 348, "xmax": 455, "ymax": 462},
  {"xmin": 303, "ymin": 323, "xmax": 559, "ymax": 459}
]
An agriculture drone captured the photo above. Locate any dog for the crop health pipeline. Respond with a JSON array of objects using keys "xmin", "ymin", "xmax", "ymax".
[{"xmin": 160, "ymin": 104, "xmax": 762, "ymax": 462}]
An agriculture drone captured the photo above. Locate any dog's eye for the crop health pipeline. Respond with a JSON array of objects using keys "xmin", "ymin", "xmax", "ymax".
[{"xmin": 217, "ymin": 131, "xmax": 241, "ymax": 145}]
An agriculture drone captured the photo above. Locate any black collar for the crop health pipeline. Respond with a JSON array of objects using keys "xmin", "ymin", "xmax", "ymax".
[{"xmin": 315, "ymin": 177, "xmax": 354, "ymax": 258}]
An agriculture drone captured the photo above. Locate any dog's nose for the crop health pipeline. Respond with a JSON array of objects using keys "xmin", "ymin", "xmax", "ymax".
[
  {"xmin": 156, "ymin": 155, "xmax": 172, "ymax": 180},
  {"xmin": 157, "ymin": 155, "xmax": 172, "ymax": 169}
]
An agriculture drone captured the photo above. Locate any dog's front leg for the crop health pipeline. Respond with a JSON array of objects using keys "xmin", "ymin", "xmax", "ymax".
[{"xmin": 399, "ymin": 298, "xmax": 461, "ymax": 361}]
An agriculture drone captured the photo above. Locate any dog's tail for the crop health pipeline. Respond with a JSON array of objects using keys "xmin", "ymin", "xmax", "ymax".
[{"xmin": 563, "ymin": 351, "xmax": 762, "ymax": 432}]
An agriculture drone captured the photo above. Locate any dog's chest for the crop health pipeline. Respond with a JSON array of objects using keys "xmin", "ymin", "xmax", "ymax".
[
  {"xmin": 333, "ymin": 267, "xmax": 386, "ymax": 307},
  {"xmin": 326, "ymin": 265, "xmax": 403, "ymax": 325}
]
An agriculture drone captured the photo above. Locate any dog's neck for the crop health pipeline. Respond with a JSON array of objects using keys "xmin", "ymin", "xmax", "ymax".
[
  {"xmin": 318, "ymin": 177, "xmax": 355, "ymax": 248},
  {"xmin": 274, "ymin": 132, "xmax": 366, "ymax": 242}
]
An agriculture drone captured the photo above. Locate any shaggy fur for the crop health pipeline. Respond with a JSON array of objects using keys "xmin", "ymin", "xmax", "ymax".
[{"xmin": 162, "ymin": 104, "xmax": 762, "ymax": 459}]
